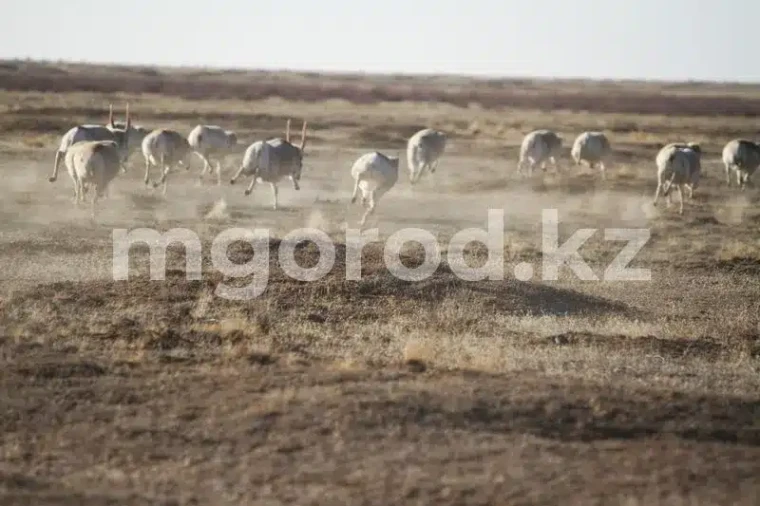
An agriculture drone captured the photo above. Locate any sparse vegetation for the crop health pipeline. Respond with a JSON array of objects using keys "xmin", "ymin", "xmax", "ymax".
[{"xmin": 1, "ymin": 60, "xmax": 760, "ymax": 505}]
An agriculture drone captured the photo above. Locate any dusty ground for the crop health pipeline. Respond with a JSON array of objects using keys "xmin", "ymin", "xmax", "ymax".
[{"xmin": 1, "ymin": 62, "xmax": 760, "ymax": 505}]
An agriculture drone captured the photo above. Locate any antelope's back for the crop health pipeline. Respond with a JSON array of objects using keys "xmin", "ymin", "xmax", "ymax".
[
  {"xmin": 188, "ymin": 125, "xmax": 229, "ymax": 149},
  {"xmin": 65, "ymin": 140, "xmax": 118, "ymax": 173},
  {"xmin": 657, "ymin": 145, "xmax": 694, "ymax": 182},
  {"xmin": 724, "ymin": 139, "xmax": 760, "ymax": 168},
  {"xmin": 267, "ymin": 138, "xmax": 302, "ymax": 167},
  {"xmin": 419, "ymin": 129, "xmax": 447, "ymax": 156},
  {"xmin": 354, "ymin": 152, "xmax": 398, "ymax": 191},
  {"xmin": 160, "ymin": 130, "xmax": 191, "ymax": 157},
  {"xmin": 93, "ymin": 140, "xmax": 121, "ymax": 160},
  {"xmin": 656, "ymin": 143, "xmax": 682, "ymax": 168},
  {"xmin": 142, "ymin": 129, "xmax": 162, "ymax": 153},
  {"xmin": 527, "ymin": 130, "xmax": 556, "ymax": 158},
  {"xmin": 66, "ymin": 125, "xmax": 116, "ymax": 149},
  {"xmin": 578, "ymin": 132, "xmax": 609, "ymax": 158}
]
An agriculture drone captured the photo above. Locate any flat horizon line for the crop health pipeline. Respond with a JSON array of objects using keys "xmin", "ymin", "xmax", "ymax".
[{"xmin": 3, "ymin": 57, "xmax": 759, "ymax": 88}]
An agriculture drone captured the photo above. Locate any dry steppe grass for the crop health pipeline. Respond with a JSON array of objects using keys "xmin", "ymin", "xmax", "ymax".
[{"xmin": 1, "ymin": 60, "xmax": 760, "ymax": 505}]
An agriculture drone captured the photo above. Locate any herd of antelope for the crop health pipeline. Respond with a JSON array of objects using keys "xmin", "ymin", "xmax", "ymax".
[
  {"xmin": 47, "ymin": 103, "xmax": 760, "ymax": 221},
  {"xmin": 516, "ymin": 129, "xmax": 760, "ymax": 215}
]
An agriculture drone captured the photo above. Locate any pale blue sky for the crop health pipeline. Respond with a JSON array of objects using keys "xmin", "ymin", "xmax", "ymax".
[{"xmin": 1, "ymin": 0, "xmax": 757, "ymax": 82}]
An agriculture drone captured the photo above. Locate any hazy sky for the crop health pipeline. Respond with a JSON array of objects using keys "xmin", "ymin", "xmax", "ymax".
[{"xmin": 1, "ymin": 0, "xmax": 757, "ymax": 82}]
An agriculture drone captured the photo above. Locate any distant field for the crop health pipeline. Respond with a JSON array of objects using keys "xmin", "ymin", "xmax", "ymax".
[
  {"xmin": 1, "ymin": 60, "xmax": 760, "ymax": 505},
  {"xmin": 3, "ymin": 59, "xmax": 760, "ymax": 116}
]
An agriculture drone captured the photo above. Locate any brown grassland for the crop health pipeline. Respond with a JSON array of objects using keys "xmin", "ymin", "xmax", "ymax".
[{"xmin": 1, "ymin": 60, "xmax": 760, "ymax": 505}]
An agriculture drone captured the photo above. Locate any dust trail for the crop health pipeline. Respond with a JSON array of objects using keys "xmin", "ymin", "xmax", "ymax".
[
  {"xmin": 715, "ymin": 192, "xmax": 751, "ymax": 225},
  {"xmin": 204, "ymin": 198, "xmax": 229, "ymax": 221},
  {"xmin": 0, "ymin": 152, "xmax": 667, "ymax": 297}
]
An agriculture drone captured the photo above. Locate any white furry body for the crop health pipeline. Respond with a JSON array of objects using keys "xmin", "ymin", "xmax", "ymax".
[{"xmin": 350, "ymin": 151, "xmax": 400, "ymax": 226}]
